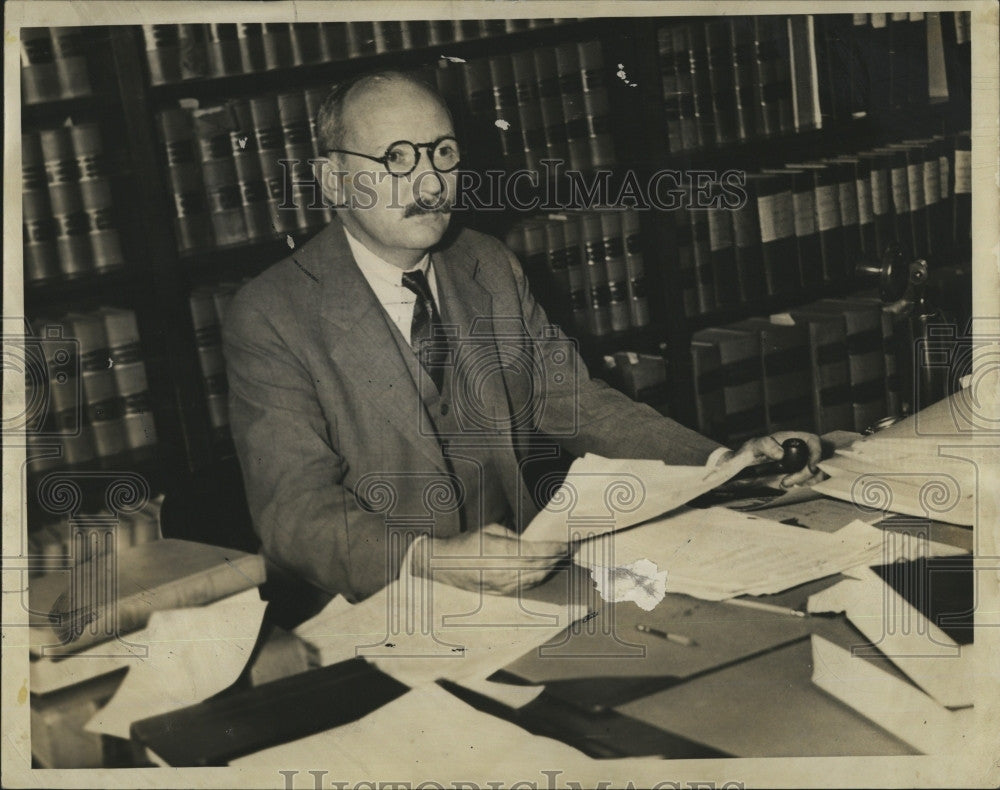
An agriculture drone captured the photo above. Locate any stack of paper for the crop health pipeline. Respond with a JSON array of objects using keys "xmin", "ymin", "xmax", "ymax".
[
  {"xmin": 294, "ymin": 565, "xmax": 588, "ymax": 689},
  {"xmin": 523, "ymin": 453, "xmax": 749, "ymax": 543},
  {"xmin": 815, "ymin": 437, "xmax": 977, "ymax": 526},
  {"xmin": 808, "ymin": 566, "xmax": 976, "ymax": 753},
  {"xmin": 574, "ymin": 508, "xmax": 967, "ymax": 602}
]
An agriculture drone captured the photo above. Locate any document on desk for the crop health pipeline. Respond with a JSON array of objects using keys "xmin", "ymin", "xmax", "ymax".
[
  {"xmin": 523, "ymin": 453, "xmax": 748, "ymax": 543},
  {"xmin": 807, "ymin": 567, "xmax": 972, "ymax": 708},
  {"xmin": 815, "ymin": 438, "xmax": 978, "ymax": 526},
  {"xmin": 810, "ymin": 634, "xmax": 974, "ymax": 753},
  {"xmin": 574, "ymin": 508, "xmax": 968, "ymax": 601},
  {"xmin": 294, "ymin": 568, "xmax": 588, "ymax": 688},
  {"xmin": 84, "ymin": 588, "xmax": 266, "ymax": 740}
]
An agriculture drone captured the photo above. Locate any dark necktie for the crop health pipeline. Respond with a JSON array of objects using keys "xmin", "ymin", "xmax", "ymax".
[{"xmin": 402, "ymin": 269, "xmax": 446, "ymax": 392}]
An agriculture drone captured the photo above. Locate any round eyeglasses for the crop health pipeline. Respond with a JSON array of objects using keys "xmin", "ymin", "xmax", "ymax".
[{"xmin": 326, "ymin": 136, "xmax": 461, "ymax": 177}]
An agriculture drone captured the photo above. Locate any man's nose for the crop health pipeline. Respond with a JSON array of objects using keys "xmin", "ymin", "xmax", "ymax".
[{"xmin": 411, "ymin": 154, "xmax": 444, "ymax": 194}]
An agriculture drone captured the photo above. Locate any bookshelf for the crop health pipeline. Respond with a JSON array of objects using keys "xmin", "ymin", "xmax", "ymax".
[{"xmin": 21, "ymin": 14, "xmax": 973, "ymax": 550}]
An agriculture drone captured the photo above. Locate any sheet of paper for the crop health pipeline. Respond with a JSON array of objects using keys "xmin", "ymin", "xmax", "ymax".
[
  {"xmin": 806, "ymin": 567, "xmax": 971, "ymax": 708},
  {"xmin": 231, "ymin": 683, "xmax": 589, "ymax": 774},
  {"xmin": 523, "ymin": 452, "xmax": 749, "ymax": 543},
  {"xmin": 813, "ymin": 472, "xmax": 975, "ymax": 526},
  {"xmin": 810, "ymin": 634, "xmax": 974, "ymax": 753},
  {"xmin": 84, "ymin": 588, "xmax": 266, "ymax": 739},
  {"xmin": 574, "ymin": 509, "xmax": 968, "ymax": 602},
  {"xmin": 294, "ymin": 565, "xmax": 588, "ymax": 688}
]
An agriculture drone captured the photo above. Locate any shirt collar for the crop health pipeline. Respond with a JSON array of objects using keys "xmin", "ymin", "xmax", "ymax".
[{"xmin": 342, "ymin": 225, "xmax": 430, "ymax": 288}]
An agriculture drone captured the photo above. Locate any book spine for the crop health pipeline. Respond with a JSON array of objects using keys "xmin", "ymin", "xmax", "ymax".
[
  {"xmin": 278, "ymin": 91, "xmax": 320, "ymax": 232},
  {"xmin": 706, "ymin": 186, "xmax": 739, "ymax": 309},
  {"xmin": 907, "ymin": 13, "xmax": 929, "ymax": 105},
  {"xmin": 884, "ymin": 149, "xmax": 915, "ymax": 259},
  {"xmin": 236, "ymin": 23, "xmax": 266, "ymax": 73},
  {"xmin": 538, "ymin": 219, "xmax": 573, "ymax": 331},
  {"xmin": 533, "ymin": 48, "xmax": 569, "ymax": 165},
  {"xmin": 793, "ymin": 312, "xmax": 853, "ymax": 433},
  {"xmin": 728, "ymin": 18, "xmax": 757, "ymax": 143},
  {"xmin": 600, "ymin": 211, "xmax": 630, "ymax": 332},
  {"xmin": 189, "ymin": 288, "xmax": 230, "ymax": 442},
  {"xmin": 227, "ymin": 99, "xmax": 274, "ymax": 243},
  {"xmin": 754, "ymin": 174, "xmax": 798, "ymax": 297},
  {"xmin": 372, "ymin": 21, "xmax": 404, "ymax": 55},
  {"xmin": 100, "ymin": 308, "xmax": 157, "ymax": 450},
  {"xmin": 511, "ymin": 51, "xmax": 545, "ymax": 174},
  {"xmin": 953, "ymin": 132, "xmax": 971, "ymax": 261},
  {"xmin": 847, "ymin": 157, "xmax": 876, "ymax": 257},
  {"xmin": 715, "ymin": 329, "xmax": 767, "ymax": 445},
  {"xmin": 49, "ymin": 27, "xmax": 92, "ymax": 99},
  {"xmin": 888, "ymin": 13, "xmax": 910, "ymax": 108},
  {"xmin": 205, "ymin": 23, "xmax": 241, "ymax": 77},
  {"xmin": 672, "ymin": 208, "xmax": 698, "ymax": 317},
  {"xmin": 177, "ymin": 24, "xmax": 209, "ymax": 81},
  {"xmin": 39, "ymin": 128, "xmax": 93, "ymax": 278},
  {"xmin": 787, "ymin": 16, "xmax": 820, "ymax": 132},
  {"xmin": 830, "ymin": 159, "xmax": 863, "ymax": 272},
  {"xmin": 304, "ymin": 87, "xmax": 335, "ymax": 224},
  {"xmin": 462, "ymin": 59, "xmax": 498, "ymax": 167},
  {"xmin": 404, "ymin": 21, "xmax": 430, "ymax": 50},
  {"xmin": 560, "ymin": 214, "xmax": 589, "ymax": 334},
  {"xmin": 318, "ymin": 23, "xmax": 347, "ymax": 62},
  {"xmin": 487, "ymin": 55, "xmax": 525, "ymax": 173},
  {"xmin": 703, "ymin": 19, "xmax": 739, "ymax": 146},
  {"xmin": 580, "ymin": 212, "xmax": 611, "ymax": 336},
  {"xmin": 787, "ymin": 169, "xmax": 822, "ymax": 290},
  {"xmin": 578, "ymin": 40, "xmax": 615, "ymax": 169},
  {"xmin": 290, "ymin": 23, "xmax": 322, "ymax": 66},
  {"xmin": 69, "ymin": 122, "xmax": 126, "ymax": 273},
  {"xmin": 730, "ymin": 182, "xmax": 765, "ymax": 303},
  {"xmin": 923, "ymin": 137, "xmax": 948, "ymax": 258},
  {"xmin": 867, "ymin": 15, "xmax": 891, "ymax": 112},
  {"xmin": 689, "ymin": 340, "xmax": 726, "ymax": 441},
  {"xmin": 141, "ymin": 25, "xmax": 182, "ymax": 86},
  {"xmin": 864, "ymin": 152, "xmax": 895, "ymax": 257},
  {"xmin": 758, "ymin": 323, "xmax": 814, "ymax": 433},
  {"xmin": 157, "ymin": 108, "xmax": 214, "ymax": 253},
  {"xmin": 555, "ymin": 43, "xmax": 590, "ymax": 172},
  {"xmin": 812, "ymin": 15, "xmax": 838, "ymax": 122},
  {"xmin": 427, "ymin": 21, "xmax": 452, "ymax": 47},
  {"xmin": 262, "ymin": 23, "xmax": 294, "ymax": 70},
  {"xmin": 345, "ymin": 22, "xmax": 376, "ymax": 58},
  {"xmin": 621, "ymin": 209, "xmax": 650, "ymax": 329},
  {"xmin": 901, "ymin": 144, "xmax": 929, "ymax": 259},
  {"xmin": 250, "ymin": 95, "xmax": 299, "ymax": 237},
  {"xmin": 688, "ymin": 203, "xmax": 715, "ymax": 315},
  {"xmin": 849, "ymin": 14, "xmax": 870, "ymax": 116},
  {"xmin": 813, "ymin": 165, "xmax": 847, "ymax": 284},
  {"xmin": 829, "ymin": 301, "xmax": 887, "ymax": 431},
  {"xmin": 68, "ymin": 313, "xmax": 127, "ymax": 459},
  {"xmin": 22, "ymin": 131, "xmax": 60, "ymax": 284},
  {"xmin": 768, "ymin": 17, "xmax": 796, "ymax": 135},
  {"xmin": 21, "ymin": 28, "xmax": 61, "ymax": 104},
  {"xmin": 657, "ymin": 26, "xmax": 683, "ymax": 153},
  {"xmin": 193, "ymin": 106, "xmax": 248, "ymax": 247},
  {"xmin": 685, "ymin": 23, "xmax": 714, "ymax": 149}
]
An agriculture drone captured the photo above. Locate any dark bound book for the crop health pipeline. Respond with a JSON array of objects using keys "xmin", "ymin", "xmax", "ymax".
[{"xmin": 141, "ymin": 25, "xmax": 181, "ymax": 86}]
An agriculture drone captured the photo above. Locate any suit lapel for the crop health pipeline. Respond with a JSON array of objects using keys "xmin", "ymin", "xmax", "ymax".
[{"xmin": 312, "ymin": 220, "xmax": 447, "ymax": 474}]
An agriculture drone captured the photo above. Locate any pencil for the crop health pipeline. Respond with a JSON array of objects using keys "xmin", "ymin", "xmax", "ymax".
[
  {"xmin": 721, "ymin": 597, "xmax": 806, "ymax": 618},
  {"xmin": 635, "ymin": 624, "xmax": 697, "ymax": 646}
]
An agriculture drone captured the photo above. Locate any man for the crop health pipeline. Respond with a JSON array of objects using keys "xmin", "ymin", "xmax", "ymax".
[{"xmin": 222, "ymin": 69, "xmax": 821, "ymax": 604}]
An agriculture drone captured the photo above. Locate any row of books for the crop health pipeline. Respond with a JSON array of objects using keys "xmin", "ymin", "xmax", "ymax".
[
  {"xmin": 20, "ymin": 27, "xmax": 94, "ymax": 105},
  {"xmin": 657, "ymin": 12, "xmax": 970, "ymax": 153},
  {"xmin": 505, "ymin": 208, "xmax": 648, "ymax": 338},
  {"xmin": 675, "ymin": 131, "xmax": 972, "ymax": 319},
  {"xmin": 28, "ymin": 496, "xmax": 163, "ymax": 579},
  {"xmin": 189, "ymin": 281, "xmax": 246, "ymax": 443},
  {"xmin": 691, "ymin": 294, "xmax": 904, "ymax": 445},
  {"xmin": 434, "ymin": 38, "xmax": 617, "ymax": 176},
  {"xmin": 815, "ymin": 12, "xmax": 972, "ymax": 122},
  {"xmin": 23, "ymin": 123, "xmax": 127, "ymax": 284},
  {"xmin": 140, "ymin": 19, "xmax": 570, "ymax": 84},
  {"xmin": 26, "ymin": 308, "xmax": 157, "ymax": 472},
  {"xmin": 157, "ymin": 91, "xmax": 333, "ymax": 253}
]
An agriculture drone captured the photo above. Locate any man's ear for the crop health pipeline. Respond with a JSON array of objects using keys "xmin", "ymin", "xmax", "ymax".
[{"xmin": 316, "ymin": 157, "xmax": 345, "ymax": 207}]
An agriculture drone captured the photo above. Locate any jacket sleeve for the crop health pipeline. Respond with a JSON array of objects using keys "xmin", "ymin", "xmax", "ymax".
[
  {"xmin": 494, "ymin": 239, "xmax": 726, "ymax": 465},
  {"xmin": 222, "ymin": 293, "xmax": 406, "ymax": 602}
]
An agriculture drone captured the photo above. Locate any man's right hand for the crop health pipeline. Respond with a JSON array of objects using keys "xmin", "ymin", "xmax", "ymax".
[{"xmin": 409, "ymin": 524, "xmax": 569, "ymax": 595}]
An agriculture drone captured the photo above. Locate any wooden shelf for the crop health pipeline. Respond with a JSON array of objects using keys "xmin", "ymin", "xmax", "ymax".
[{"xmin": 25, "ymin": 266, "xmax": 137, "ymax": 312}]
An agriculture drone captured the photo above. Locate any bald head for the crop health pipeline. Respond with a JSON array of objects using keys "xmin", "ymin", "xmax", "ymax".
[{"xmin": 316, "ymin": 70, "xmax": 450, "ymax": 154}]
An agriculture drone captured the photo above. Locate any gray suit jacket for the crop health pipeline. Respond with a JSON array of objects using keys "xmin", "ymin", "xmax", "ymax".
[{"xmin": 223, "ymin": 218, "xmax": 723, "ymax": 601}]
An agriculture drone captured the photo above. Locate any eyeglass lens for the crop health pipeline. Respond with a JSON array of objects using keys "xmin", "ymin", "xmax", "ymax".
[{"xmin": 385, "ymin": 139, "xmax": 461, "ymax": 174}]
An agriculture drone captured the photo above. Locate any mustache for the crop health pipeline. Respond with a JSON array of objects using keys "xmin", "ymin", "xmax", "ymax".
[{"xmin": 404, "ymin": 198, "xmax": 453, "ymax": 218}]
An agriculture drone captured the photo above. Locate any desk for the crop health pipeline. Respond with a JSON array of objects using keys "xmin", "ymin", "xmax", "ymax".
[{"xmin": 31, "ymin": 495, "xmax": 975, "ymax": 767}]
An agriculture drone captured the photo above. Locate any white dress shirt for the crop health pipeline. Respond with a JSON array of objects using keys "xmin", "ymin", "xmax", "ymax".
[{"xmin": 342, "ymin": 226, "xmax": 439, "ymax": 345}]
